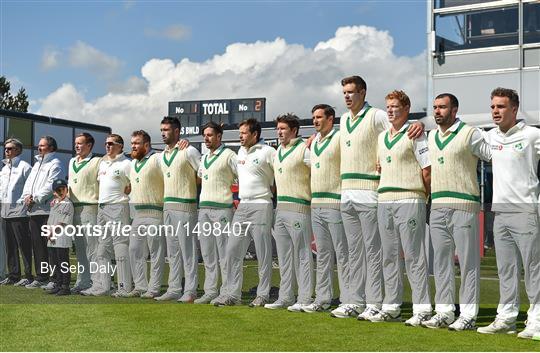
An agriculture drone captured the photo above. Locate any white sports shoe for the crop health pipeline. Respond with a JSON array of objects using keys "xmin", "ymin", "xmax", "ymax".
[
  {"xmin": 405, "ymin": 313, "xmax": 431, "ymax": 327},
  {"xmin": 41, "ymin": 281, "xmax": 55, "ymax": 290},
  {"xmin": 287, "ymin": 303, "xmax": 308, "ymax": 312},
  {"xmin": 302, "ymin": 302, "xmax": 331, "ymax": 313},
  {"xmin": 369, "ymin": 311, "xmax": 402, "ymax": 322},
  {"xmin": 517, "ymin": 322, "xmax": 540, "ymax": 339},
  {"xmin": 194, "ymin": 293, "xmax": 217, "ymax": 304},
  {"xmin": 477, "ymin": 318, "xmax": 517, "ymax": 335},
  {"xmin": 155, "ymin": 292, "xmax": 181, "ymax": 301},
  {"xmin": 264, "ymin": 300, "xmax": 294, "ymax": 310},
  {"xmin": 330, "ymin": 304, "xmax": 363, "ymax": 318},
  {"xmin": 14, "ymin": 278, "xmax": 31, "ymax": 287},
  {"xmin": 141, "ymin": 291, "xmax": 159, "ymax": 299},
  {"xmin": 126, "ymin": 289, "xmax": 145, "ymax": 298},
  {"xmin": 357, "ymin": 307, "xmax": 380, "ymax": 321},
  {"xmin": 422, "ymin": 312, "xmax": 455, "ymax": 329},
  {"xmin": 111, "ymin": 289, "xmax": 130, "ymax": 298},
  {"xmin": 448, "ymin": 316, "xmax": 476, "ymax": 331},
  {"xmin": 25, "ymin": 280, "xmax": 46, "ymax": 289}
]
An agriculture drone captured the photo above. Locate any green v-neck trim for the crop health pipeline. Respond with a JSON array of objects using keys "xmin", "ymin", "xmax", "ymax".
[
  {"xmin": 162, "ymin": 148, "xmax": 179, "ymax": 167},
  {"xmin": 435, "ymin": 121, "xmax": 465, "ymax": 150},
  {"xmin": 313, "ymin": 130, "xmax": 335, "ymax": 157},
  {"xmin": 204, "ymin": 147, "xmax": 225, "ymax": 169},
  {"xmin": 346, "ymin": 106, "xmax": 371, "ymax": 134},
  {"xmin": 134, "ymin": 156, "xmax": 150, "ymax": 173},
  {"xmin": 278, "ymin": 139, "xmax": 302, "ymax": 162},
  {"xmin": 72, "ymin": 158, "xmax": 90, "ymax": 173},
  {"xmin": 384, "ymin": 126, "xmax": 409, "ymax": 150}
]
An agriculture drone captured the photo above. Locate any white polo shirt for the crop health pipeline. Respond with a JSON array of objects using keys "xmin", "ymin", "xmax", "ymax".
[
  {"xmin": 237, "ymin": 140, "xmax": 276, "ymax": 203},
  {"xmin": 487, "ymin": 121, "xmax": 540, "ymax": 213},
  {"xmin": 97, "ymin": 154, "xmax": 131, "ymax": 204}
]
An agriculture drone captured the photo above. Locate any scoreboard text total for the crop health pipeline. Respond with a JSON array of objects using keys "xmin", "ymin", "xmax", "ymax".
[{"xmin": 168, "ymin": 98, "xmax": 266, "ymax": 135}]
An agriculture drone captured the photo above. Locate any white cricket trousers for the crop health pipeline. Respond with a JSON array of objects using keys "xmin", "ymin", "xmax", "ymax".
[
  {"xmin": 73, "ymin": 205, "xmax": 98, "ymax": 289},
  {"xmin": 378, "ymin": 199, "xmax": 432, "ymax": 315},
  {"xmin": 96, "ymin": 203, "xmax": 132, "ymax": 293},
  {"xmin": 311, "ymin": 207, "xmax": 349, "ymax": 305},
  {"xmin": 273, "ymin": 209, "xmax": 314, "ymax": 304},
  {"xmin": 129, "ymin": 216, "xmax": 166, "ymax": 294},
  {"xmin": 163, "ymin": 209, "xmax": 198, "ymax": 296},
  {"xmin": 430, "ymin": 207, "xmax": 480, "ymax": 319},
  {"xmin": 493, "ymin": 211, "xmax": 540, "ymax": 324},
  {"xmin": 223, "ymin": 202, "xmax": 273, "ymax": 301},
  {"xmin": 198, "ymin": 207, "xmax": 231, "ymax": 298}
]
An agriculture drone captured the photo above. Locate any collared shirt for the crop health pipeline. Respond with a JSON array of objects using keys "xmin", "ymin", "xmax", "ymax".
[
  {"xmin": 98, "ymin": 153, "xmax": 131, "ymax": 204},
  {"xmin": 197, "ymin": 144, "xmax": 237, "ymax": 178},
  {"xmin": 437, "ymin": 119, "xmax": 491, "ymax": 162},
  {"xmin": 20, "ymin": 152, "xmax": 64, "ymax": 215},
  {"xmin": 487, "ymin": 121, "xmax": 540, "ymax": 213},
  {"xmin": 237, "ymin": 139, "xmax": 276, "ymax": 202},
  {"xmin": 164, "ymin": 145, "xmax": 201, "ymax": 172},
  {"xmin": 0, "ymin": 156, "xmax": 31, "ymax": 218}
]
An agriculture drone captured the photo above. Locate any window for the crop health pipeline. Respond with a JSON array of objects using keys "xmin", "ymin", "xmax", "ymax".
[
  {"xmin": 34, "ymin": 123, "xmax": 73, "ymax": 151},
  {"xmin": 435, "ymin": 6, "xmax": 518, "ymax": 51},
  {"xmin": 6, "ymin": 118, "xmax": 32, "ymax": 147},
  {"xmin": 435, "ymin": 0, "xmax": 494, "ymax": 10},
  {"xmin": 524, "ymin": 2, "xmax": 540, "ymax": 44}
]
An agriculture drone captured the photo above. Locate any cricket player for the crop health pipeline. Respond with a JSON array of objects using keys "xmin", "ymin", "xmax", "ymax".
[
  {"xmin": 83, "ymin": 134, "xmax": 132, "ymax": 297},
  {"xmin": 422, "ymin": 93, "xmax": 491, "ymax": 331},
  {"xmin": 128, "ymin": 130, "xmax": 166, "ymax": 298},
  {"xmin": 477, "ymin": 88, "xmax": 540, "ymax": 339},
  {"xmin": 156, "ymin": 117, "xmax": 201, "ymax": 302},
  {"xmin": 338, "ymin": 76, "xmax": 423, "ymax": 320},
  {"xmin": 213, "ymin": 118, "xmax": 275, "ymax": 307},
  {"xmin": 265, "ymin": 114, "xmax": 314, "ymax": 311},
  {"xmin": 68, "ymin": 133, "xmax": 101, "ymax": 293},
  {"xmin": 371, "ymin": 90, "xmax": 432, "ymax": 326},
  {"xmin": 303, "ymin": 104, "xmax": 349, "ymax": 313},
  {"xmin": 195, "ymin": 121, "xmax": 237, "ymax": 304}
]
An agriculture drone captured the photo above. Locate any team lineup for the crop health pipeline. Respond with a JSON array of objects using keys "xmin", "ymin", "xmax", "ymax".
[{"xmin": 0, "ymin": 76, "xmax": 539, "ymax": 340}]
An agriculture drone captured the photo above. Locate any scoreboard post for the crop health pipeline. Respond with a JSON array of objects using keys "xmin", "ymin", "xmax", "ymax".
[{"xmin": 168, "ymin": 98, "xmax": 266, "ymax": 136}]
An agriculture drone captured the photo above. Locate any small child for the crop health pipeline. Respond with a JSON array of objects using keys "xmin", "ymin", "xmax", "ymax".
[{"xmin": 46, "ymin": 179, "xmax": 74, "ymax": 296}]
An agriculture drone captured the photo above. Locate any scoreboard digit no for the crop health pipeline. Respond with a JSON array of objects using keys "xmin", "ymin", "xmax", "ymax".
[{"xmin": 168, "ymin": 98, "xmax": 266, "ymax": 136}]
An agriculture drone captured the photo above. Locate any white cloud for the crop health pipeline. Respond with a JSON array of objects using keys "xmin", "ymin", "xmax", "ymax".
[
  {"xmin": 145, "ymin": 24, "xmax": 191, "ymax": 41},
  {"xmin": 108, "ymin": 76, "xmax": 148, "ymax": 95},
  {"xmin": 68, "ymin": 41, "xmax": 122, "ymax": 78},
  {"xmin": 36, "ymin": 25, "xmax": 426, "ymax": 144},
  {"xmin": 41, "ymin": 47, "xmax": 60, "ymax": 71}
]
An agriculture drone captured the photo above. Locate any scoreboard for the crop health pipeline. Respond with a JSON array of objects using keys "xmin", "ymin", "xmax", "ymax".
[{"xmin": 168, "ymin": 98, "xmax": 266, "ymax": 136}]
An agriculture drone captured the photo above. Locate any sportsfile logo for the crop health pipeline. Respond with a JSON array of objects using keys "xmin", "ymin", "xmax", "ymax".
[{"xmin": 41, "ymin": 221, "xmax": 252, "ymax": 240}]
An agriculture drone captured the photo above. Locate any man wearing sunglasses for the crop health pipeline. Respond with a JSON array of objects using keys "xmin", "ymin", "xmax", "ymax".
[
  {"xmin": 0, "ymin": 139, "xmax": 32, "ymax": 287},
  {"xmin": 83, "ymin": 134, "xmax": 132, "ymax": 296}
]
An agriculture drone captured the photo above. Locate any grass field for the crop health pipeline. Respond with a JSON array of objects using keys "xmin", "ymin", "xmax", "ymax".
[{"xmin": 0, "ymin": 250, "xmax": 539, "ymax": 351}]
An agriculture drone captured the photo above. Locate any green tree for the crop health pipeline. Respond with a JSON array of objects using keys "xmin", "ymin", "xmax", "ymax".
[{"xmin": 0, "ymin": 76, "xmax": 29, "ymax": 112}]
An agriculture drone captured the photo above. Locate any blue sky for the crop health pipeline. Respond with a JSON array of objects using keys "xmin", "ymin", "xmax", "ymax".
[
  {"xmin": 2, "ymin": 0, "xmax": 426, "ymax": 99},
  {"xmin": 1, "ymin": 0, "xmax": 428, "ymax": 139}
]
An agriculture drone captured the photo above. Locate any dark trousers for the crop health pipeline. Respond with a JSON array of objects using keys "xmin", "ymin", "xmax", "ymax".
[
  {"xmin": 49, "ymin": 247, "xmax": 70, "ymax": 288},
  {"xmin": 4, "ymin": 217, "xmax": 33, "ymax": 282},
  {"xmin": 29, "ymin": 215, "xmax": 50, "ymax": 282}
]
